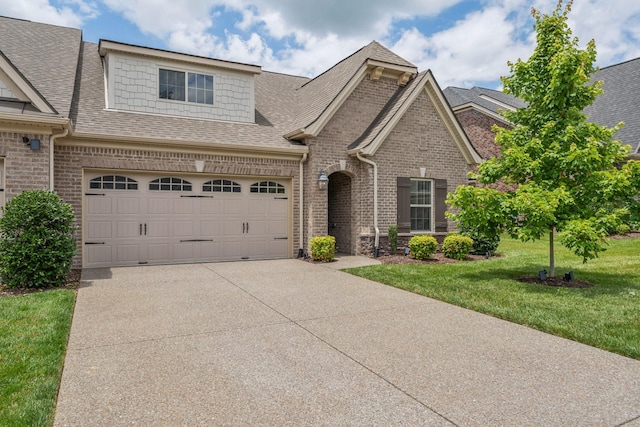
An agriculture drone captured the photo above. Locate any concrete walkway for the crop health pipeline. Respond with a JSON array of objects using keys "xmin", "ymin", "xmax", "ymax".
[{"xmin": 55, "ymin": 258, "xmax": 640, "ymax": 426}]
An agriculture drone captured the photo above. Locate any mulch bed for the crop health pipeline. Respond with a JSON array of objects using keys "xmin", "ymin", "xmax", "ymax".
[
  {"xmin": 0, "ymin": 269, "xmax": 82, "ymax": 297},
  {"xmin": 517, "ymin": 275, "xmax": 593, "ymax": 288}
]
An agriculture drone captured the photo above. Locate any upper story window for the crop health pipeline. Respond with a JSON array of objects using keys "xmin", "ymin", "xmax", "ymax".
[{"xmin": 159, "ymin": 69, "xmax": 214, "ymax": 105}]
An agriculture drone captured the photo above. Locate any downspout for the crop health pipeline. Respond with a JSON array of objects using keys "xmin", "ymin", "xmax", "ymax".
[
  {"xmin": 356, "ymin": 152, "xmax": 379, "ymax": 257},
  {"xmin": 49, "ymin": 124, "xmax": 70, "ymax": 191},
  {"xmin": 298, "ymin": 152, "xmax": 308, "ymax": 257}
]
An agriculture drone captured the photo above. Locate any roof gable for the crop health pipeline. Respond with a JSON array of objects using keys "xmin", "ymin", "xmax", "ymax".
[
  {"xmin": 285, "ymin": 41, "xmax": 418, "ymax": 140},
  {"xmin": 0, "ymin": 50, "xmax": 56, "ymax": 114},
  {"xmin": 349, "ymin": 70, "xmax": 481, "ymax": 165},
  {"xmin": 0, "ymin": 16, "xmax": 82, "ymax": 117}
]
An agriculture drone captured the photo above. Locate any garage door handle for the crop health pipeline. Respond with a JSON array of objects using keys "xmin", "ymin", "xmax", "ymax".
[
  {"xmin": 242, "ymin": 222, "xmax": 245, "ymax": 233},
  {"xmin": 139, "ymin": 224, "xmax": 142, "ymax": 236},
  {"xmin": 144, "ymin": 223, "xmax": 147, "ymax": 235},
  {"xmin": 85, "ymin": 242, "xmax": 106, "ymax": 245},
  {"xmin": 246, "ymin": 223, "xmax": 249, "ymax": 233},
  {"xmin": 274, "ymin": 237, "xmax": 288, "ymax": 240},
  {"xmin": 180, "ymin": 239, "xmax": 214, "ymax": 242}
]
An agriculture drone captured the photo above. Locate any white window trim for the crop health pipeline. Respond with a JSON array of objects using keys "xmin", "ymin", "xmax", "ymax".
[
  {"xmin": 410, "ymin": 178, "xmax": 434, "ymax": 232},
  {"xmin": 158, "ymin": 67, "xmax": 215, "ymax": 106}
]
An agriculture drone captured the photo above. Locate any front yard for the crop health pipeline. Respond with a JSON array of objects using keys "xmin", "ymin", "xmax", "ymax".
[{"xmin": 346, "ymin": 235, "xmax": 640, "ymax": 359}]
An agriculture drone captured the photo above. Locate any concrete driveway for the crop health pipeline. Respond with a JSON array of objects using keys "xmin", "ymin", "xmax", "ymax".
[{"xmin": 55, "ymin": 259, "xmax": 640, "ymax": 426}]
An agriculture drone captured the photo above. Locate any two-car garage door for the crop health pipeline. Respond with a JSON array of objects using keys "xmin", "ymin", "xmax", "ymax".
[{"xmin": 84, "ymin": 171, "xmax": 290, "ymax": 268}]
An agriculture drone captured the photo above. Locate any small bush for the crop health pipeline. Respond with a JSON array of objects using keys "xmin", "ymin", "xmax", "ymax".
[
  {"xmin": 388, "ymin": 225, "xmax": 398, "ymax": 254},
  {"xmin": 442, "ymin": 233, "xmax": 474, "ymax": 260},
  {"xmin": 461, "ymin": 227, "xmax": 500, "ymax": 255},
  {"xmin": 616, "ymin": 223, "xmax": 631, "ymax": 236},
  {"xmin": 310, "ymin": 235, "xmax": 336, "ymax": 262},
  {"xmin": 0, "ymin": 190, "xmax": 76, "ymax": 288},
  {"xmin": 408, "ymin": 235, "xmax": 438, "ymax": 260}
]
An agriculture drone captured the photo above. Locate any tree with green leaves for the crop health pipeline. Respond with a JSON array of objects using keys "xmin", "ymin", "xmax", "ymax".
[{"xmin": 447, "ymin": 0, "xmax": 640, "ymax": 278}]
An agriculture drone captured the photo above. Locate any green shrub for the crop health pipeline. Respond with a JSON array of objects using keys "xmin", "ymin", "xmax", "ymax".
[
  {"xmin": 616, "ymin": 223, "xmax": 631, "ymax": 235},
  {"xmin": 0, "ymin": 190, "xmax": 76, "ymax": 288},
  {"xmin": 388, "ymin": 225, "xmax": 398, "ymax": 254},
  {"xmin": 461, "ymin": 226, "xmax": 500, "ymax": 255},
  {"xmin": 442, "ymin": 233, "xmax": 474, "ymax": 260},
  {"xmin": 310, "ymin": 235, "xmax": 336, "ymax": 262},
  {"xmin": 408, "ymin": 235, "xmax": 438, "ymax": 260}
]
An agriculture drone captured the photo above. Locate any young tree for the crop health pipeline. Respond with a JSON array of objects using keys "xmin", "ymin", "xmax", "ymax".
[{"xmin": 447, "ymin": 0, "xmax": 640, "ymax": 277}]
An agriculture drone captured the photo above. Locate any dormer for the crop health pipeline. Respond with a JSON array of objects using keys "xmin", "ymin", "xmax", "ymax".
[{"xmin": 98, "ymin": 40, "xmax": 262, "ymax": 124}]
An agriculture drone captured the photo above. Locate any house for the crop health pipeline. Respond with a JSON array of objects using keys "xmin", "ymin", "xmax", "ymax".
[
  {"xmin": 0, "ymin": 16, "xmax": 481, "ymax": 268},
  {"xmin": 444, "ymin": 59, "xmax": 640, "ymax": 162}
]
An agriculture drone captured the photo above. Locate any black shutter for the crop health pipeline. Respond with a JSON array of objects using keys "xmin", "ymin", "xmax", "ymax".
[
  {"xmin": 397, "ymin": 177, "xmax": 411, "ymax": 233},
  {"xmin": 434, "ymin": 179, "xmax": 448, "ymax": 232}
]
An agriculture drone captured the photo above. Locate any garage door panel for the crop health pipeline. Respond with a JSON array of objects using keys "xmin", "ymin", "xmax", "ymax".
[
  {"xmin": 116, "ymin": 198, "xmax": 140, "ymax": 215},
  {"xmin": 87, "ymin": 197, "xmax": 112, "ymax": 215},
  {"xmin": 147, "ymin": 221, "xmax": 170, "ymax": 238},
  {"xmin": 223, "ymin": 199, "xmax": 244, "ymax": 214},
  {"xmin": 116, "ymin": 245, "xmax": 141, "ymax": 263},
  {"xmin": 173, "ymin": 220, "xmax": 194, "ymax": 237},
  {"xmin": 200, "ymin": 241, "xmax": 222, "ymax": 259},
  {"xmin": 147, "ymin": 198, "xmax": 171, "ymax": 214},
  {"xmin": 200, "ymin": 220, "xmax": 221, "ymax": 236},
  {"xmin": 173, "ymin": 243, "xmax": 195, "ymax": 261},
  {"xmin": 147, "ymin": 243, "xmax": 171, "ymax": 262},
  {"xmin": 117, "ymin": 221, "xmax": 140, "ymax": 238},
  {"xmin": 85, "ymin": 172, "xmax": 290, "ymax": 267},
  {"xmin": 200, "ymin": 199, "xmax": 222, "ymax": 214},
  {"xmin": 85, "ymin": 245, "xmax": 113, "ymax": 265},
  {"xmin": 87, "ymin": 221, "xmax": 112, "ymax": 239}
]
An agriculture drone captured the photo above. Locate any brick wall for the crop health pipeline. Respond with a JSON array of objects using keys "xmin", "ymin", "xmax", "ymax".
[
  {"xmin": 455, "ymin": 109, "xmax": 509, "ymax": 159},
  {"xmin": 304, "ymin": 76, "xmax": 398, "ymax": 255},
  {"xmin": 0, "ymin": 132, "xmax": 50, "ymax": 200},
  {"xmin": 54, "ymin": 142, "xmax": 300, "ymax": 267},
  {"xmin": 304, "ymin": 75, "xmax": 472, "ymax": 257}
]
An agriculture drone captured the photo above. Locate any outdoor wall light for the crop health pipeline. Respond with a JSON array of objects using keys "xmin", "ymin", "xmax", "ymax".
[
  {"xmin": 317, "ymin": 170, "xmax": 329, "ymax": 190},
  {"xmin": 22, "ymin": 136, "xmax": 40, "ymax": 151}
]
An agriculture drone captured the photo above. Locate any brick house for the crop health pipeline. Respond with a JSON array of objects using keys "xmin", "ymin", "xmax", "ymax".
[
  {"xmin": 0, "ymin": 16, "xmax": 481, "ymax": 268},
  {"xmin": 444, "ymin": 60, "xmax": 640, "ymax": 163}
]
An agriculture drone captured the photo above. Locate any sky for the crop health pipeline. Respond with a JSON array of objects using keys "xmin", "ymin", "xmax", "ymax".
[{"xmin": 1, "ymin": 0, "xmax": 640, "ymax": 89}]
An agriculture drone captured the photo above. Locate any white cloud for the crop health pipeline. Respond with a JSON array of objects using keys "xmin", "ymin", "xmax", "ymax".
[
  {"xmin": 0, "ymin": 0, "xmax": 98, "ymax": 27},
  {"xmin": 6, "ymin": 0, "xmax": 639, "ymax": 89}
]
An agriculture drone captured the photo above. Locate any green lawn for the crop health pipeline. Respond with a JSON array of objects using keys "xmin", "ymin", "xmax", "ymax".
[
  {"xmin": 346, "ymin": 236, "xmax": 640, "ymax": 359},
  {"xmin": 0, "ymin": 290, "xmax": 76, "ymax": 427}
]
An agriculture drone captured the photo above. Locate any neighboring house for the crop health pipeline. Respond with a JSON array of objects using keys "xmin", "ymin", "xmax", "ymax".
[
  {"xmin": 0, "ymin": 16, "xmax": 481, "ymax": 268},
  {"xmin": 443, "ymin": 86, "xmax": 524, "ymax": 161},
  {"xmin": 445, "ymin": 59, "xmax": 640, "ymax": 162}
]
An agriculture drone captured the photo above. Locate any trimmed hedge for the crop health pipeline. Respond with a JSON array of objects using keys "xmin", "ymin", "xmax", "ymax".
[
  {"xmin": 0, "ymin": 190, "xmax": 76, "ymax": 288},
  {"xmin": 442, "ymin": 233, "xmax": 474, "ymax": 261},
  {"xmin": 310, "ymin": 235, "xmax": 336, "ymax": 262},
  {"xmin": 408, "ymin": 235, "xmax": 438, "ymax": 260}
]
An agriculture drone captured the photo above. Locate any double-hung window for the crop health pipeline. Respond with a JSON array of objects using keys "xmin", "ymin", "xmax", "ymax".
[
  {"xmin": 159, "ymin": 69, "xmax": 214, "ymax": 105},
  {"xmin": 410, "ymin": 179, "xmax": 433, "ymax": 232}
]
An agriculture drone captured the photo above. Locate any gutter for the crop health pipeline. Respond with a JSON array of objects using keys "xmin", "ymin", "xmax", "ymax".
[
  {"xmin": 356, "ymin": 152, "xmax": 380, "ymax": 256},
  {"xmin": 298, "ymin": 152, "xmax": 307, "ymax": 257},
  {"xmin": 49, "ymin": 124, "xmax": 70, "ymax": 191}
]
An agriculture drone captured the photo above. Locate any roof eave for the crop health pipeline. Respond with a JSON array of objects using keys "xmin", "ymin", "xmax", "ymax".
[{"xmin": 98, "ymin": 40, "xmax": 262, "ymax": 75}]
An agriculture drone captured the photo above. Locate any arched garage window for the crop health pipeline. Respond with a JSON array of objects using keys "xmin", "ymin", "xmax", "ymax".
[
  {"xmin": 149, "ymin": 177, "xmax": 192, "ymax": 191},
  {"xmin": 203, "ymin": 179, "xmax": 241, "ymax": 193},
  {"xmin": 250, "ymin": 181, "xmax": 285, "ymax": 194},
  {"xmin": 89, "ymin": 175, "xmax": 138, "ymax": 190}
]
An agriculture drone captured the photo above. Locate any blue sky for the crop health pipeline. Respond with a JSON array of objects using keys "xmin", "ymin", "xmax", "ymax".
[{"xmin": 2, "ymin": 0, "xmax": 640, "ymax": 89}]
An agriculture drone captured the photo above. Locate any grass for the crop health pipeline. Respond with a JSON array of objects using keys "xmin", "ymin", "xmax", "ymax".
[
  {"xmin": 0, "ymin": 290, "xmax": 76, "ymax": 426},
  {"xmin": 346, "ymin": 236, "xmax": 640, "ymax": 359}
]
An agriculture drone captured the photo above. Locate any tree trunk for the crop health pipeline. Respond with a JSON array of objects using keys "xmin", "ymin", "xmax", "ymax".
[{"xmin": 549, "ymin": 227, "xmax": 555, "ymax": 278}]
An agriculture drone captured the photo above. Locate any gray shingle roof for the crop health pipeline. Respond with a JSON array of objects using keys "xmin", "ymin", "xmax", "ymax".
[
  {"xmin": 290, "ymin": 41, "xmax": 416, "ymax": 133},
  {"xmin": 0, "ymin": 16, "xmax": 82, "ymax": 117},
  {"xmin": 443, "ymin": 86, "xmax": 525, "ymax": 115},
  {"xmin": 585, "ymin": 58, "xmax": 640, "ymax": 155},
  {"xmin": 71, "ymin": 41, "xmax": 308, "ymax": 152}
]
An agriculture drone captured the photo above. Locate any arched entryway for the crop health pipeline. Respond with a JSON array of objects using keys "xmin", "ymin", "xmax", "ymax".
[{"xmin": 327, "ymin": 171, "xmax": 353, "ymax": 254}]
